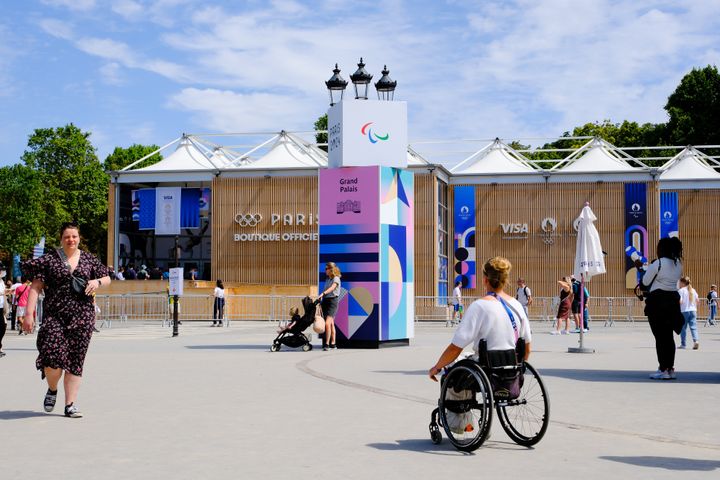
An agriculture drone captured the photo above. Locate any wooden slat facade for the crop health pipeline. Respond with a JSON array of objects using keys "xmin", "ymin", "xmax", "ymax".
[
  {"xmin": 413, "ymin": 173, "xmax": 436, "ymax": 297},
  {"xmin": 677, "ymin": 189, "xmax": 720, "ymax": 293},
  {"xmin": 211, "ymin": 176, "xmax": 319, "ymax": 285},
  {"xmin": 451, "ymin": 182, "xmax": 652, "ymax": 298}
]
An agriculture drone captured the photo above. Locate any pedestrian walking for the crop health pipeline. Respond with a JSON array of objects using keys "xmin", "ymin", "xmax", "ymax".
[
  {"xmin": 212, "ymin": 279, "xmax": 225, "ymax": 327},
  {"xmin": 678, "ymin": 276, "xmax": 699, "ymax": 350},
  {"xmin": 707, "ymin": 284, "xmax": 717, "ymax": 325},
  {"xmin": 0, "ymin": 262, "xmax": 6, "ymax": 357},
  {"xmin": 14, "ymin": 277, "xmax": 32, "ymax": 335},
  {"xmin": 22, "ymin": 221, "xmax": 111, "ymax": 418},
  {"xmin": 515, "ymin": 277, "xmax": 533, "ymax": 318},
  {"xmin": 643, "ymin": 237, "xmax": 683, "ymax": 380},
  {"xmin": 551, "ymin": 277, "xmax": 573, "ymax": 335},
  {"xmin": 452, "ymin": 280, "xmax": 464, "ymax": 325}
]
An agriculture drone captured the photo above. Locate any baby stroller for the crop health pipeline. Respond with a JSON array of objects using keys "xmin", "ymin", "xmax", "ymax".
[{"xmin": 270, "ymin": 296, "xmax": 317, "ymax": 352}]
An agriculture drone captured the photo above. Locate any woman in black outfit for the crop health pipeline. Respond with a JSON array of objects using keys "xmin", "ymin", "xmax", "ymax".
[{"xmin": 643, "ymin": 237, "xmax": 683, "ymax": 380}]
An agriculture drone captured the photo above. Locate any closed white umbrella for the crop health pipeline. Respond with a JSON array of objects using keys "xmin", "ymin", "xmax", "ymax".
[{"xmin": 570, "ymin": 202, "xmax": 606, "ymax": 353}]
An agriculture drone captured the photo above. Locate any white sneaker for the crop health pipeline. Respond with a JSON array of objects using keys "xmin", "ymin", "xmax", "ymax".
[
  {"xmin": 667, "ymin": 369, "xmax": 677, "ymax": 380},
  {"xmin": 549, "ymin": 331, "xmax": 560, "ymax": 335},
  {"xmin": 649, "ymin": 370, "xmax": 668, "ymax": 380},
  {"xmin": 677, "ymin": 345, "xmax": 686, "ymax": 349},
  {"xmin": 561, "ymin": 330, "xmax": 569, "ymax": 335}
]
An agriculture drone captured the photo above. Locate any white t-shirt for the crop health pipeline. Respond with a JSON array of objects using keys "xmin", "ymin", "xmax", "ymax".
[
  {"xmin": 642, "ymin": 258, "xmax": 682, "ymax": 292},
  {"xmin": 452, "ymin": 286, "xmax": 462, "ymax": 305},
  {"xmin": 679, "ymin": 286, "xmax": 697, "ymax": 312},
  {"xmin": 0, "ymin": 281, "xmax": 5, "ymax": 308},
  {"xmin": 516, "ymin": 286, "xmax": 531, "ymax": 306},
  {"xmin": 709, "ymin": 290, "xmax": 718, "ymax": 306},
  {"xmin": 214, "ymin": 287, "xmax": 225, "ymax": 299},
  {"xmin": 451, "ymin": 297, "xmax": 532, "ymax": 353}
]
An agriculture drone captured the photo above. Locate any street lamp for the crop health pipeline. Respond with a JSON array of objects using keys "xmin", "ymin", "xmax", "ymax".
[
  {"xmin": 374, "ymin": 65, "xmax": 397, "ymax": 101},
  {"xmin": 325, "ymin": 63, "xmax": 348, "ymax": 106},
  {"xmin": 350, "ymin": 57, "xmax": 373, "ymax": 100}
]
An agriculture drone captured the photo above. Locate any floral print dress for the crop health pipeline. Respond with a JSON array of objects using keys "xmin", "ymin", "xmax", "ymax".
[{"xmin": 22, "ymin": 250, "xmax": 108, "ymax": 377}]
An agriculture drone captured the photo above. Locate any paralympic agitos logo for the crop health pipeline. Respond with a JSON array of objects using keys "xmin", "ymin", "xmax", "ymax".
[{"xmin": 361, "ymin": 122, "xmax": 389, "ymax": 144}]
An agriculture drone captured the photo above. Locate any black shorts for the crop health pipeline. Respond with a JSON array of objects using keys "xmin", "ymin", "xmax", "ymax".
[{"xmin": 571, "ymin": 302, "xmax": 581, "ymax": 314}]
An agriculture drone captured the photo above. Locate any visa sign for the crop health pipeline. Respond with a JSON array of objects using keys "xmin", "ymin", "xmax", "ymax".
[{"xmin": 500, "ymin": 223, "xmax": 529, "ymax": 234}]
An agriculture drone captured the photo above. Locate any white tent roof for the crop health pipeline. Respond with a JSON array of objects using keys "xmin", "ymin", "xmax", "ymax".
[
  {"xmin": 659, "ymin": 147, "xmax": 720, "ymax": 180},
  {"xmin": 134, "ymin": 137, "xmax": 221, "ymax": 171},
  {"xmin": 557, "ymin": 137, "xmax": 636, "ymax": 172},
  {"xmin": 407, "ymin": 147, "xmax": 430, "ymax": 166},
  {"xmin": 451, "ymin": 138, "xmax": 535, "ymax": 174},
  {"xmin": 239, "ymin": 132, "xmax": 326, "ymax": 169}
]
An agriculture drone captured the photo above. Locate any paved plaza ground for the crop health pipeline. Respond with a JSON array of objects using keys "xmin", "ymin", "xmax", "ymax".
[{"xmin": 1, "ymin": 320, "xmax": 719, "ymax": 479}]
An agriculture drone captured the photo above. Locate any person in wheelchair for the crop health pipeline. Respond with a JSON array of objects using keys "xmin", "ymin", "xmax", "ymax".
[
  {"xmin": 429, "ymin": 257, "xmax": 531, "ymax": 383},
  {"xmin": 428, "ymin": 257, "xmax": 547, "ymax": 451}
]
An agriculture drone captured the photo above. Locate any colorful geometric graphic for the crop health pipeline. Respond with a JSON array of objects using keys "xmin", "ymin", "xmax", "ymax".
[
  {"xmin": 319, "ymin": 166, "xmax": 413, "ymax": 346},
  {"xmin": 624, "ymin": 183, "xmax": 648, "ymax": 289},
  {"xmin": 453, "ymin": 186, "xmax": 476, "ymax": 288},
  {"xmin": 380, "ymin": 168, "xmax": 414, "ymax": 341}
]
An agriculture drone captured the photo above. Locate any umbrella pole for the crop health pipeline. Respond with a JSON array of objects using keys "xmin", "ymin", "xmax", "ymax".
[{"xmin": 568, "ymin": 274, "xmax": 595, "ymax": 353}]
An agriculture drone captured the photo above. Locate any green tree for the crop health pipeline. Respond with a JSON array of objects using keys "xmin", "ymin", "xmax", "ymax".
[
  {"xmin": 104, "ymin": 144, "xmax": 162, "ymax": 171},
  {"xmin": 21, "ymin": 124, "xmax": 109, "ymax": 258},
  {"xmin": 665, "ymin": 65, "xmax": 720, "ymax": 147},
  {"xmin": 0, "ymin": 165, "xmax": 45, "ymax": 260},
  {"xmin": 314, "ymin": 114, "xmax": 328, "ymax": 151}
]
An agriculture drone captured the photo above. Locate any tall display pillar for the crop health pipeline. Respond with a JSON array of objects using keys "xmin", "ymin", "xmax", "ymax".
[{"xmin": 319, "ymin": 101, "xmax": 413, "ymax": 348}]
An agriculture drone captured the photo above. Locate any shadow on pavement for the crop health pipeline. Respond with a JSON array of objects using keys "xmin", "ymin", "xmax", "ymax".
[
  {"xmin": 367, "ymin": 438, "xmax": 527, "ymax": 455},
  {"xmin": 540, "ymin": 368, "xmax": 720, "ymax": 384},
  {"xmin": 372, "ymin": 370, "xmax": 427, "ymax": 376},
  {"xmin": 185, "ymin": 345, "xmax": 274, "ymax": 351},
  {"xmin": 366, "ymin": 439, "xmax": 460, "ymax": 456},
  {"xmin": 599, "ymin": 456, "xmax": 720, "ymax": 471},
  {"xmin": 0, "ymin": 411, "xmax": 51, "ymax": 420}
]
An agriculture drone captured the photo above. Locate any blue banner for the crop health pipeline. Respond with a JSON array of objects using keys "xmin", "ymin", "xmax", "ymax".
[
  {"xmin": 660, "ymin": 192, "xmax": 679, "ymax": 239},
  {"xmin": 453, "ymin": 186, "xmax": 476, "ymax": 289},
  {"xmin": 624, "ymin": 183, "xmax": 648, "ymax": 289}
]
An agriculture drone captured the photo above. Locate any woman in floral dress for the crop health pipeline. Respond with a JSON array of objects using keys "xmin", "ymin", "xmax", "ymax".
[{"xmin": 22, "ymin": 222, "xmax": 110, "ymax": 418}]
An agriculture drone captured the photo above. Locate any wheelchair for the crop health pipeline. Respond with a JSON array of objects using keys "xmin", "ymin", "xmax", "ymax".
[{"xmin": 428, "ymin": 340, "xmax": 550, "ymax": 452}]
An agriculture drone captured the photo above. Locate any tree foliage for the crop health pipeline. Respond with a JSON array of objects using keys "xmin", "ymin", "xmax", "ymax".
[
  {"xmin": 665, "ymin": 65, "xmax": 720, "ymax": 147},
  {"xmin": 314, "ymin": 114, "xmax": 328, "ymax": 151},
  {"xmin": 104, "ymin": 144, "xmax": 162, "ymax": 171},
  {"xmin": 20, "ymin": 124, "xmax": 109, "ymax": 259},
  {"xmin": 0, "ymin": 164, "xmax": 45, "ymax": 261}
]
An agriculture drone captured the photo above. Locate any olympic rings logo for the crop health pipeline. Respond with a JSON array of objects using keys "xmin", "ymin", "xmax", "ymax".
[{"xmin": 234, "ymin": 213, "xmax": 263, "ymax": 227}]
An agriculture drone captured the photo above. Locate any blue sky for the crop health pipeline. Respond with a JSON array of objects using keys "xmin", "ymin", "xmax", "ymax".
[{"xmin": 1, "ymin": 0, "xmax": 719, "ymax": 168}]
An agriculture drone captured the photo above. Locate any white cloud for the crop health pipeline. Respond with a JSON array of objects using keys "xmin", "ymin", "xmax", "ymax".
[
  {"xmin": 111, "ymin": 0, "xmax": 144, "ymax": 19},
  {"xmin": 167, "ymin": 88, "xmax": 314, "ymax": 133},
  {"xmin": 38, "ymin": 18, "xmax": 75, "ymax": 40},
  {"xmin": 99, "ymin": 62, "xmax": 124, "ymax": 85},
  {"xmin": 41, "ymin": 0, "xmax": 96, "ymax": 11}
]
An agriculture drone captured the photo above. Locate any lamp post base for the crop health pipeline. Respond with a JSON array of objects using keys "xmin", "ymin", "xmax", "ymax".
[{"xmin": 567, "ymin": 346, "xmax": 595, "ymax": 354}]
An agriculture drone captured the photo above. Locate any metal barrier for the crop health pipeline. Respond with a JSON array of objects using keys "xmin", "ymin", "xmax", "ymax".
[{"xmin": 45, "ymin": 293, "xmax": 719, "ymax": 329}]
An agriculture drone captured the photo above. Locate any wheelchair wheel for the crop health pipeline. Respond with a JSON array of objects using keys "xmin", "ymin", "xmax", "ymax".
[
  {"xmin": 302, "ymin": 343, "xmax": 312, "ymax": 352},
  {"xmin": 496, "ymin": 362, "xmax": 550, "ymax": 447},
  {"xmin": 438, "ymin": 360, "xmax": 493, "ymax": 452}
]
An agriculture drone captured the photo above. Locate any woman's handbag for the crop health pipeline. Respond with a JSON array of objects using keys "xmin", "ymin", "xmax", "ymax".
[
  {"xmin": 57, "ymin": 249, "xmax": 88, "ymax": 295},
  {"xmin": 313, "ymin": 304, "xmax": 326, "ymax": 334},
  {"xmin": 635, "ymin": 259, "xmax": 661, "ymax": 300}
]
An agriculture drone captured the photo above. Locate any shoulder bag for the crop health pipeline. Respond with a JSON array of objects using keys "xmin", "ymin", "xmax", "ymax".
[
  {"xmin": 57, "ymin": 249, "xmax": 88, "ymax": 295},
  {"xmin": 313, "ymin": 303, "xmax": 326, "ymax": 334}
]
